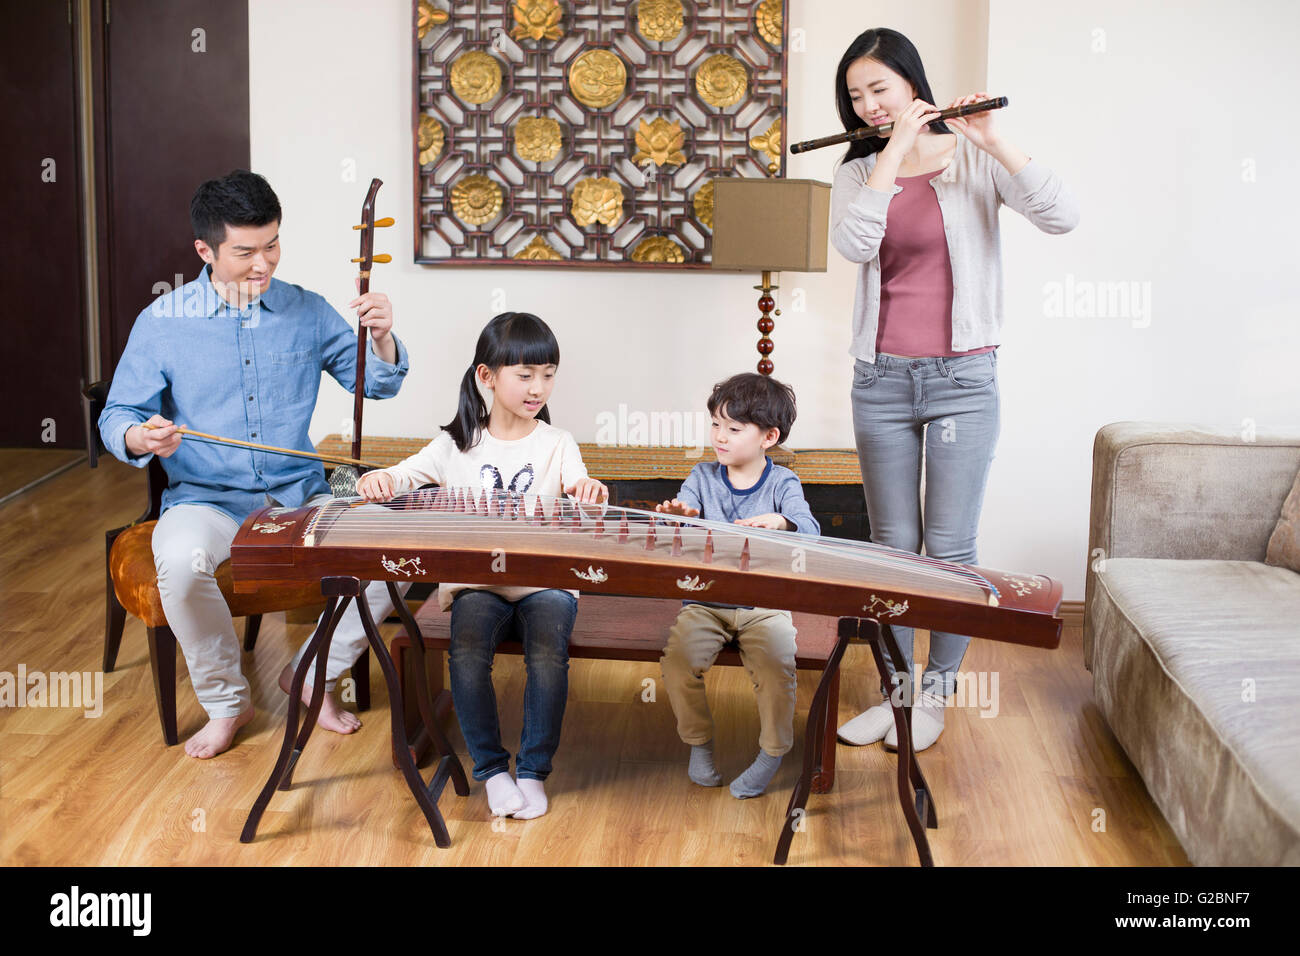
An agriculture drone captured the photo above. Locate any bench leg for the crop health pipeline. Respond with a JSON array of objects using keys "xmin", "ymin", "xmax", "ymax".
[
  {"xmin": 147, "ymin": 625, "xmax": 178, "ymax": 746},
  {"xmin": 811, "ymin": 666, "xmax": 839, "ymax": 794}
]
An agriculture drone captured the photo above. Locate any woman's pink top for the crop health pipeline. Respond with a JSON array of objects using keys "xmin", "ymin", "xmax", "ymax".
[{"xmin": 876, "ymin": 168, "xmax": 995, "ymax": 358}]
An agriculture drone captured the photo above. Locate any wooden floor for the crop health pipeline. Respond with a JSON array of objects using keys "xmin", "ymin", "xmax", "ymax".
[
  {"xmin": 0, "ymin": 455, "xmax": 1188, "ymax": 866},
  {"xmin": 0, "ymin": 448, "xmax": 84, "ymax": 501}
]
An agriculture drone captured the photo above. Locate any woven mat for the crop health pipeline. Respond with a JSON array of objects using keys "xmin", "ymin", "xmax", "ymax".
[{"xmin": 317, "ymin": 435, "xmax": 862, "ymax": 484}]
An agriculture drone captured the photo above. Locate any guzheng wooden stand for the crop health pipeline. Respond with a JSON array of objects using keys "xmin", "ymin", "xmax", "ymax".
[
  {"xmin": 775, "ymin": 616, "xmax": 936, "ymax": 866},
  {"xmin": 231, "ymin": 489, "xmax": 1062, "ymax": 862},
  {"xmin": 239, "ymin": 577, "xmax": 468, "ymax": 846}
]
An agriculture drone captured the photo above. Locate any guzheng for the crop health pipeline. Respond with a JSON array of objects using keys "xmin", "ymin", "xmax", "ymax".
[{"xmin": 231, "ymin": 487, "xmax": 1062, "ymax": 648}]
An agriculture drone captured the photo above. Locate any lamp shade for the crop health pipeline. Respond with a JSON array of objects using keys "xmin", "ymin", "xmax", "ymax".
[{"xmin": 710, "ymin": 178, "xmax": 831, "ymax": 272}]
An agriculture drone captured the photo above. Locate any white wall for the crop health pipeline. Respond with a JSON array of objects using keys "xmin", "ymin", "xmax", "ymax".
[
  {"xmin": 249, "ymin": 0, "xmax": 1298, "ymax": 599},
  {"xmin": 985, "ymin": 0, "xmax": 1300, "ymax": 592}
]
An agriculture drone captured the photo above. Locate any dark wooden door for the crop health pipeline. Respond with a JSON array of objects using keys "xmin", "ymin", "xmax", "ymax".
[
  {"xmin": 98, "ymin": 0, "xmax": 250, "ymax": 379},
  {"xmin": 0, "ymin": 3, "xmax": 87, "ymax": 448},
  {"xmin": 0, "ymin": 0, "xmax": 250, "ymax": 449}
]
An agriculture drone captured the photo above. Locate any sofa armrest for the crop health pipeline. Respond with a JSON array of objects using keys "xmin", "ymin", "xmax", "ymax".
[{"xmin": 1082, "ymin": 421, "xmax": 1300, "ymax": 670}]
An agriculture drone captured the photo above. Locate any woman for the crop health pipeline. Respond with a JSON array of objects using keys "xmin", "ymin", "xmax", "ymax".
[{"xmin": 830, "ymin": 28, "xmax": 1079, "ymax": 751}]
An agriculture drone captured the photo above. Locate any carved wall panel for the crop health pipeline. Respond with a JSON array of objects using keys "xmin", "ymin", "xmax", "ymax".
[{"xmin": 413, "ymin": 0, "xmax": 788, "ymax": 268}]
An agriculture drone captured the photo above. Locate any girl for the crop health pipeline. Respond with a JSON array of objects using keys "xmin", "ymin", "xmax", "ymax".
[
  {"xmin": 829, "ymin": 29, "xmax": 1078, "ymax": 751},
  {"xmin": 356, "ymin": 312, "xmax": 607, "ymax": 818}
]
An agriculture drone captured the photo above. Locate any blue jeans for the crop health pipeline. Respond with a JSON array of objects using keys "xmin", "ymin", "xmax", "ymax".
[
  {"xmin": 448, "ymin": 588, "xmax": 577, "ymax": 781},
  {"xmin": 850, "ymin": 349, "xmax": 1001, "ymax": 697}
]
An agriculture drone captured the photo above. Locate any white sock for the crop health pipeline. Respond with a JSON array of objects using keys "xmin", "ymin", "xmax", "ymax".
[
  {"xmin": 884, "ymin": 689, "xmax": 946, "ymax": 752},
  {"xmin": 512, "ymin": 777, "xmax": 548, "ymax": 819},
  {"xmin": 837, "ymin": 702, "xmax": 894, "ymax": 745},
  {"xmin": 484, "ymin": 772, "xmax": 526, "ymax": 816}
]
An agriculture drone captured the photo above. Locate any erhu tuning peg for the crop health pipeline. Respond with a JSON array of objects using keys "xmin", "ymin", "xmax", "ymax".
[
  {"xmin": 352, "ymin": 217, "xmax": 396, "ymax": 230},
  {"xmin": 351, "ymin": 254, "xmax": 392, "ymax": 263}
]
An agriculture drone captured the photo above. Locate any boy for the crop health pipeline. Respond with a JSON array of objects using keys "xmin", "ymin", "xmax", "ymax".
[{"xmin": 656, "ymin": 373, "xmax": 820, "ymax": 798}]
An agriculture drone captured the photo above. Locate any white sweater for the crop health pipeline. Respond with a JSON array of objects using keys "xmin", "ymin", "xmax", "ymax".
[
  {"xmin": 831, "ymin": 133, "xmax": 1080, "ymax": 362},
  {"xmin": 377, "ymin": 420, "xmax": 590, "ymax": 609}
]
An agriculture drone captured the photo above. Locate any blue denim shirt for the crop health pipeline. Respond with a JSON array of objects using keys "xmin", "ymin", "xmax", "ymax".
[{"xmin": 98, "ymin": 265, "xmax": 409, "ymax": 520}]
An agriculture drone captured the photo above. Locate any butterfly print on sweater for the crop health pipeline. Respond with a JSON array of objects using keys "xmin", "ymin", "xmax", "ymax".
[{"xmin": 479, "ymin": 463, "xmax": 535, "ymax": 496}]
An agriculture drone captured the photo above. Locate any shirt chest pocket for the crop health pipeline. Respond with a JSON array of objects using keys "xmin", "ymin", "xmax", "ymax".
[{"xmin": 268, "ymin": 349, "xmax": 320, "ymax": 405}]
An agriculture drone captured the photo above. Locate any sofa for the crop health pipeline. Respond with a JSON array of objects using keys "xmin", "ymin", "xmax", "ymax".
[{"xmin": 1084, "ymin": 422, "xmax": 1300, "ymax": 865}]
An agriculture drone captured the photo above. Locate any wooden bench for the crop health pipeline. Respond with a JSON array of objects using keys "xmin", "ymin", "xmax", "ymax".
[{"xmin": 390, "ymin": 592, "xmax": 845, "ymax": 794}]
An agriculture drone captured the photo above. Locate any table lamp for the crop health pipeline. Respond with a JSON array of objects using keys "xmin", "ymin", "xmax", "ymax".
[{"xmin": 710, "ymin": 178, "xmax": 830, "ymax": 375}]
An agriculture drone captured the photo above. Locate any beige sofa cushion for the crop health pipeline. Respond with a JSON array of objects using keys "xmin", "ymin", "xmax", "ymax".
[
  {"xmin": 1088, "ymin": 557, "xmax": 1300, "ymax": 865},
  {"xmin": 1266, "ymin": 468, "xmax": 1300, "ymax": 573}
]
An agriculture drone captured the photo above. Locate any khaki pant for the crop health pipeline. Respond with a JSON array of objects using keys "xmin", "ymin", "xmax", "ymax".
[
  {"xmin": 659, "ymin": 604, "xmax": 797, "ymax": 757},
  {"xmin": 152, "ymin": 496, "xmax": 402, "ymax": 718}
]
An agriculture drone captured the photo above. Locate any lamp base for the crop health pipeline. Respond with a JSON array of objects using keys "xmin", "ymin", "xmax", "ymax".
[{"xmin": 754, "ymin": 269, "xmax": 781, "ymax": 375}]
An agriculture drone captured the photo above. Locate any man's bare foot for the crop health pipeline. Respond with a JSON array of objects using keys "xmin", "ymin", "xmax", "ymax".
[
  {"xmin": 184, "ymin": 708, "xmax": 255, "ymax": 759},
  {"xmin": 277, "ymin": 663, "xmax": 362, "ymax": 734}
]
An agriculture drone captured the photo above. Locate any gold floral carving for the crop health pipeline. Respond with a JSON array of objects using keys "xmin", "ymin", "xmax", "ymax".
[
  {"xmin": 512, "ymin": 0, "xmax": 564, "ymax": 42},
  {"xmin": 755, "ymin": 0, "xmax": 783, "ymax": 47},
  {"xmin": 418, "ymin": 115, "xmax": 445, "ymax": 166},
  {"xmin": 692, "ymin": 180, "xmax": 715, "ymax": 228},
  {"xmin": 417, "ymin": 1, "xmax": 449, "ymax": 40},
  {"xmin": 450, "ymin": 51, "xmax": 503, "ymax": 105},
  {"xmin": 630, "ymin": 236, "xmax": 685, "ymax": 263},
  {"xmin": 515, "ymin": 235, "xmax": 564, "ymax": 260},
  {"xmin": 450, "ymin": 174, "xmax": 504, "ymax": 226},
  {"xmin": 695, "ymin": 53, "xmax": 747, "ymax": 108},
  {"xmin": 638, "ymin": 0, "xmax": 685, "ymax": 42},
  {"xmin": 631, "ymin": 117, "xmax": 686, "ymax": 167},
  {"xmin": 570, "ymin": 177, "xmax": 624, "ymax": 227},
  {"xmin": 568, "ymin": 49, "xmax": 627, "ymax": 108},
  {"xmin": 514, "ymin": 116, "xmax": 563, "ymax": 162},
  {"xmin": 749, "ymin": 119, "xmax": 782, "ymax": 173}
]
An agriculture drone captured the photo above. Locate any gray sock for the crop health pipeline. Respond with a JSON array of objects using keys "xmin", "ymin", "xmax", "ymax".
[
  {"xmin": 729, "ymin": 750, "xmax": 782, "ymax": 799},
  {"xmin": 688, "ymin": 743, "xmax": 723, "ymax": 787}
]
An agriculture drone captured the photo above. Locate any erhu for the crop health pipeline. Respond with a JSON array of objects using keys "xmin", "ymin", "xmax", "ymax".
[{"xmin": 331, "ymin": 178, "xmax": 395, "ymax": 496}]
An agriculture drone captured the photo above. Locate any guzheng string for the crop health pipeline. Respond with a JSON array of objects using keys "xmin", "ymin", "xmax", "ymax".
[{"xmin": 304, "ymin": 488, "xmax": 999, "ymax": 604}]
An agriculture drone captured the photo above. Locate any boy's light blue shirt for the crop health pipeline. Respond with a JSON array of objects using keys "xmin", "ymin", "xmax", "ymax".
[
  {"xmin": 676, "ymin": 456, "xmax": 821, "ymax": 610},
  {"xmin": 98, "ymin": 265, "xmax": 409, "ymax": 521}
]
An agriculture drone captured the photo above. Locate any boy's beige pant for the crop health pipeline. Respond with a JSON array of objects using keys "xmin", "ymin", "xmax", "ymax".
[{"xmin": 659, "ymin": 603, "xmax": 798, "ymax": 757}]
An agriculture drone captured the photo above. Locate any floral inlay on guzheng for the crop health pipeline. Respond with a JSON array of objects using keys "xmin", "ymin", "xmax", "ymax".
[
  {"xmin": 571, "ymin": 565, "xmax": 609, "ymax": 583},
  {"xmin": 676, "ymin": 575, "xmax": 714, "ymax": 592},
  {"xmin": 251, "ymin": 520, "xmax": 291, "ymax": 534},
  {"xmin": 864, "ymin": 595, "xmax": 909, "ymax": 619},
  {"xmin": 1002, "ymin": 574, "xmax": 1046, "ymax": 597},
  {"xmin": 381, "ymin": 555, "xmax": 426, "ymax": 577}
]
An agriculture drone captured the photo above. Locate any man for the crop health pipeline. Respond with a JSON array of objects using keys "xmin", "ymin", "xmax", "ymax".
[{"xmin": 99, "ymin": 170, "xmax": 408, "ymax": 758}]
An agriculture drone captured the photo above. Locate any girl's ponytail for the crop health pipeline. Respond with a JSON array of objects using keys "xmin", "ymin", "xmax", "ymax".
[{"xmin": 443, "ymin": 363, "xmax": 489, "ymax": 453}]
